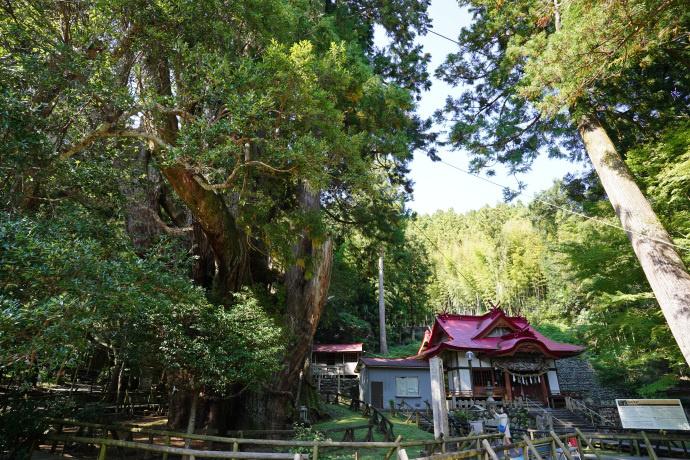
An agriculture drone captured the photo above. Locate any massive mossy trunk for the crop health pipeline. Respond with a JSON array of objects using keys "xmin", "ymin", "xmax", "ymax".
[
  {"xmin": 159, "ymin": 163, "xmax": 248, "ymax": 298},
  {"xmin": 264, "ymin": 182, "xmax": 333, "ymax": 429},
  {"xmin": 578, "ymin": 111, "xmax": 690, "ymax": 366},
  {"xmin": 142, "ymin": 50, "xmax": 249, "ymax": 430}
]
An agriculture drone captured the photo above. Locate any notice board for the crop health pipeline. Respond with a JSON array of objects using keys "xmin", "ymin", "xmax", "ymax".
[{"xmin": 616, "ymin": 399, "xmax": 690, "ymax": 430}]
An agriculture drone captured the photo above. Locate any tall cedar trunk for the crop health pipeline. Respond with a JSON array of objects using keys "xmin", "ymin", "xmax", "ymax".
[
  {"xmin": 143, "ymin": 51, "xmax": 248, "ymax": 430},
  {"xmin": 189, "ymin": 220, "xmax": 217, "ymax": 290},
  {"xmin": 378, "ymin": 244, "xmax": 388, "ymax": 355},
  {"xmin": 579, "ymin": 112, "xmax": 690, "ymax": 366},
  {"xmin": 264, "ymin": 182, "xmax": 333, "ymax": 429}
]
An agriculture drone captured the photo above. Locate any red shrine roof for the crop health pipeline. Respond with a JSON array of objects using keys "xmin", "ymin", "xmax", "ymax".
[
  {"xmin": 413, "ymin": 306, "xmax": 585, "ymax": 360},
  {"xmin": 355, "ymin": 357, "xmax": 429, "ymax": 372},
  {"xmin": 313, "ymin": 343, "xmax": 363, "ymax": 353}
]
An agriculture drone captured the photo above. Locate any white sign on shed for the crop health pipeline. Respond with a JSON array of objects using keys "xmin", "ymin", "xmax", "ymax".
[{"xmin": 616, "ymin": 399, "xmax": 690, "ymax": 430}]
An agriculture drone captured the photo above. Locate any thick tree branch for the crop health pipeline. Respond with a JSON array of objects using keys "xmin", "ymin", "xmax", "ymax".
[
  {"xmin": 193, "ymin": 161, "xmax": 296, "ymax": 191},
  {"xmin": 58, "ymin": 123, "xmax": 168, "ymax": 160}
]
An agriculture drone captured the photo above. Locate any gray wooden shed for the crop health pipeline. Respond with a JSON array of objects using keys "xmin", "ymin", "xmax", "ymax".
[{"xmin": 355, "ymin": 358, "xmax": 431, "ymax": 409}]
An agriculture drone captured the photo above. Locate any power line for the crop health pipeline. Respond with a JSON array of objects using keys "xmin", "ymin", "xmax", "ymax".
[
  {"xmin": 427, "ymin": 29, "xmax": 460, "ymax": 45},
  {"xmin": 438, "ymin": 159, "xmax": 690, "ymax": 252},
  {"xmin": 407, "ymin": 216, "xmax": 486, "ymax": 299},
  {"xmin": 420, "ymin": 28, "xmax": 690, "ymax": 252}
]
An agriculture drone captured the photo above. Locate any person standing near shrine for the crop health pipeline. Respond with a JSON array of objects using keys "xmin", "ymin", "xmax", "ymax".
[{"xmin": 492, "ymin": 406, "xmax": 519, "ymax": 457}]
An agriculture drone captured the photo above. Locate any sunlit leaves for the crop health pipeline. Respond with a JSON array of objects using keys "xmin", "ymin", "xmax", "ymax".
[{"xmin": 0, "ymin": 207, "xmax": 281, "ymax": 391}]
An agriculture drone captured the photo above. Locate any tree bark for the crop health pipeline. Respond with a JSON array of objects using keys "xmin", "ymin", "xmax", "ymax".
[
  {"xmin": 379, "ymin": 244, "xmax": 388, "ymax": 355},
  {"xmin": 264, "ymin": 182, "xmax": 333, "ymax": 429},
  {"xmin": 115, "ymin": 145, "xmax": 168, "ymax": 255},
  {"xmin": 142, "ymin": 50, "xmax": 249, "ymax": 299},
  {"xmin": 141, "ymin": 50, "xmax": 249, "ymax": 429},
  {"xmin": 578, "ymin": 112, "xmax": 690, "ymax": 366},
  {"xmin": 160, "ymin": 163, "xmax": 248, "ymax": 298}
]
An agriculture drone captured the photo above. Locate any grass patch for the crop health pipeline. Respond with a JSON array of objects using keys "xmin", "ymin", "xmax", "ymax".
[{"xmin": 309, "ymin": 403, "xmax": 435, "ymax": 459}]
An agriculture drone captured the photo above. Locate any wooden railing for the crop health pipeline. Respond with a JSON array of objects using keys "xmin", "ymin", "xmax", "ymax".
[
  {"xmin": 33, "ymin": 418, "xmax": 506, "ymax": 460},
  {"xmin": 0, "ymin": 388, "xmax": 167, "ymax": 415},
  {"xmin": 34, "ymin": 408, "xmax": 690, "ymax": 459},
  {"xmin": 323, "ymin": 391, "xmax": 397, "ymax": 442},
  {"xmin": 567, "ymin": 397, "xmax": 614, "ymax": 427},
  {"xmin": 322, "ymin": 423, "xmax": 375, "ymax": 442},
  {"xmin": 395, "ymin": 400, "xmax": 434, "ymax": 433}
]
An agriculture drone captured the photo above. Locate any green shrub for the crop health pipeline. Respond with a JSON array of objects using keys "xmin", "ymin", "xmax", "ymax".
[
  {"xmin": 0, "ymin": 394, "xmax": 61, "ymax": 460},
  {"xmin": 289, "ymin": 425, "xmax": 337, "ymax": 459}
]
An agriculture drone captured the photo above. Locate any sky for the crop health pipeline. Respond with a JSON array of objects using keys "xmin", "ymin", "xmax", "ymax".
[{"xmin": 385, "ymin": 0, "xmax": 586, "ymax": 215}]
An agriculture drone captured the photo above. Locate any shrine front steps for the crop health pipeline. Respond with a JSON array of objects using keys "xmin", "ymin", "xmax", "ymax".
[{"xmin": 549, "ymin": 407, "xmax": 595, "ymax": 431}]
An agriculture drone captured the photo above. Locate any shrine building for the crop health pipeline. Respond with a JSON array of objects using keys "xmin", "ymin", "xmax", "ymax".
[{"xmin": 413, "ymin": 305, "xmax": 585, "ymax": 406}]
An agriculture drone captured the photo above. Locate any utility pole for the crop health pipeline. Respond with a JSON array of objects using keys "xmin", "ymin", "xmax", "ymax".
[{"xmin": 379, "ymin": 243, "xmax": 388, "ymax": 355}]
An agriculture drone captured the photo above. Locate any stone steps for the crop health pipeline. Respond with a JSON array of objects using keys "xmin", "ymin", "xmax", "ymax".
[
  {"xmin": 523, "ymin": 405, "xmax": 594, "ymax": 432},
  {"xmin": 550, "ymin": 408, "xmax": 594, "ymax": 431}
]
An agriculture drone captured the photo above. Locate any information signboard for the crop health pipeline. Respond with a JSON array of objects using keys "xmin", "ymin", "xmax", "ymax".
[{"xmin": 616, "ymin": 399, "xmax": 690, "ymax": 430}]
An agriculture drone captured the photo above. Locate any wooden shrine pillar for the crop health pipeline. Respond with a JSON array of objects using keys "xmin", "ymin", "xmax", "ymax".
[
  {"xmin": 539, "ymin": 374, "xmax": 549, "ymax": 405},
  {"xmin": 504, "ymin": 372, "xmax": 512, "ymax": 400}
]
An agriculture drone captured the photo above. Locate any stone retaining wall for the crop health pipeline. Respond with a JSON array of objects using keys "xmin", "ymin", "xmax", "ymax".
[
  {"xmin": 317, "ymin": 375, "xmax": 359, "ymax": 397},
  {"xmin": 555, "ymin": 355, "xmax": 625, "ymax": 404}
]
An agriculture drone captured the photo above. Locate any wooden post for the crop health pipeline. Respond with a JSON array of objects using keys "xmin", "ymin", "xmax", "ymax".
[
  {"xmin": 231, "ymin": 439, "xmax": 239, "ymax": 460},
  {"xmin": 482, "ymin": 439, "xmax": 500, "ymax": 460},
  {"xmin": 504, "ymin": 372, "xmax": 512, "ymax": 401},
  {"xmin": 575, "ymin": 428, "xmax": 603, "ymax": 460},
  {"xmin": 551, "ymin": 431, "xmax": 576, "ymax": 460},
  {"xmin": 383, "ymin": 435, "xmax": 403, "ymax": 460},
  {"xmin": 641, "ymin": 431, "xmax": 659, "ymax": 460},
  {"xmin": 97, "ymin": 443, "xmax": 108, "ymax": 460},
  {"xmin": 26, "ymin": 439, "xmax": 36, "ymax": 460},
  {"xmin": 540, "ymin": 376, "xmax": 549, "ymax": 406},
  {"xmin": 143, "ymin": 433, "xmax": 154, "ymax": 460},
  {"xmin": 162, "ymin": 434, "xmax": 170, "ymax": 460},
  {"xmin": 312, "ymin": 444, "xmax": 319, "ymax": 460},
  {"xmin": 523, "ymin": 435, "xmax": 544, "ymax": 460},
  {"xmin": 430, "ymin": 357, "xmax": 449, "ymax": 442},
  {"xmin": 50, "ymin": 423, "xmax": 63, "ymax": 453}
]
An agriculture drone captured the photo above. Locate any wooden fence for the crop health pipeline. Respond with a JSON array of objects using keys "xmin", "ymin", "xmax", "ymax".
[
  {"xmin": 30, "ymin": 419, "xmax": 690, "ymax": 460},
  {"xmin": 26, "ymin": 388, "xmax": 690, "ymax": 460},
  {"xmin": 0, "ymin": 387, "xmax": 167, "ymax": 415},
  {"xmin": 32, "ymin": 418, "xmax": 504, "ymax": 460},
  {"xmin": 324, "ymin": 391, "xmax": 398, "ymax": 442}
]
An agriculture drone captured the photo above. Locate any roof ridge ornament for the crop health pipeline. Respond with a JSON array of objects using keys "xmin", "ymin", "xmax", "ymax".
[
  {"xmin": 439, "ymin": 303, "xmax": 451, "ymax": 322},
  {"xmin": 487, "ymin": 300, "xmax": 502, "ymax": 318},
  {"xmin": 503, "ymin": 325, "xmax": 536, "ymax": 339}
]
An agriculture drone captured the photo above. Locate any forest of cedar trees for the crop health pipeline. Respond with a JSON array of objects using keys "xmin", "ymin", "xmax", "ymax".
[{"xmin": 1, "ymin": 0, "xmax": 690, "ymax": 450}]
